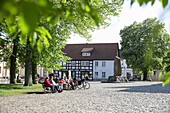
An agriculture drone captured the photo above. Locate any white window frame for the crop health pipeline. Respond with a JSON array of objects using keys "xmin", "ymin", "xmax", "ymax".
[
  {"xmin": 82, "ymin": 52, "xmax": 91, "ymax": 56},
  {"xmin": 95, "ymin": 61, "xmax": 98, "ymax": 67},
  {"xmin": 81, "ymin": 61, "xmax": 89, "ymax": 66},
  {"xmin": 102, "ymin": 61, "xmax": 106, "ymax": 67},
  {"xmin": 71, "ymin": 61, "xmax": 76, "ymax": 66},
  {"xmin": 102, "ymin": 72, "xmax": 106, "ymax": 78}
]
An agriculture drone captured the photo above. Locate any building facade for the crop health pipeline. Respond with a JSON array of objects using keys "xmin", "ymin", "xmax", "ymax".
[
  {"xmin": 54, "ymin": 43, "xmax": 122, "ymax": 80},
  {"xmin": 0, "ymin": 61, "xmax": 10, "ymax": 78}
]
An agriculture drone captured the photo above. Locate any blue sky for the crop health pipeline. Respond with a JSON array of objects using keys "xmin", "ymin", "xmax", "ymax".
[{"xmin": 67, "ymin": 0, "xmax": 170, "ymax": 47}]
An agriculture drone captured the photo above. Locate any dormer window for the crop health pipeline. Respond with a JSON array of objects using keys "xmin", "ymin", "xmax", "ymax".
[
  {"xmin": 81, "ymin": 47, "xmax": 93, "ymax": 57},
  {"xmin": 82, "ymin": 52, "xmax": 91, "ymax": 56}
]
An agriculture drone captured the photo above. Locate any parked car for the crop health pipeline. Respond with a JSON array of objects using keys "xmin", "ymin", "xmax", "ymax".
[
  {"xmin": 129, "ymin": 76, "xmax": 138, "ymax": 81},
  {"xmin": 147, "ymin": 77, "xmax": 152, "ymax": 81}
]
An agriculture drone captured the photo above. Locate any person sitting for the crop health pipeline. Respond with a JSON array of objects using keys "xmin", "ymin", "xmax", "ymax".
[
  {"xmin": 44, "ymin": 77, "xmax": 56, "ymax": 93},
  {"xmin": 61, "ymin": 76, "xmax": 66, "ymax": 85},
  {"xmin": 17, "ymin": 75, "xmax": 21, "ymax": 83},
  {"xmin": 49, "ymin": 76, "xmax": 63, "ymax": 92}
]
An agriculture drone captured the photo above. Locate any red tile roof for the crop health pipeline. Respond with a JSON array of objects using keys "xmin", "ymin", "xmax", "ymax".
[{"xmin": 62, "ymin": 43, "xmax": 120, "ymax": 60}]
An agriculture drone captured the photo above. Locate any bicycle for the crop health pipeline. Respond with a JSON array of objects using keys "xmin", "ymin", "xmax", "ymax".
[{"xmin": 76, "ymin": 79, "xmax": 90, "ymax": 90}]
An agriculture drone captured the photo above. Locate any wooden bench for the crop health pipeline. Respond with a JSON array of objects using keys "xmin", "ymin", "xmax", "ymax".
[{"xmin": 42, "ymin": 83, "xmax": 51, "ymax": 93}]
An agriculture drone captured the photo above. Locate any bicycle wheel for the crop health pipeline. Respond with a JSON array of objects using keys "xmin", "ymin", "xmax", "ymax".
[
  {"xmin": 85, "ymin": 82, "xmax": 90, "ymax": 89},
  {"xmin": 78, "ymin": 83, "xmax": 83, "ymax": 89}
]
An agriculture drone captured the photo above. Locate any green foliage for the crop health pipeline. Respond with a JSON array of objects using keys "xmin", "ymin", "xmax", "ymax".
[
  {"xmin": 0, "ymin": 0, "xmax": 123, "ymax": 52},
  {"xmin": 0, "ymin": 84, "xmax": 42, "ymax": 96},
  {"xmin": 163, "ymin": 71, "xmax": 170, "ymax": 86},
  {"xmin": 120, "ymin": 18, "xmax": 170, "ymax": 80},
  {"xmin": 163, "ymin": 51, "xmax": 170, "ymax": 72},
  {"xmin": 0, "ymin": 0, "xmax": 123, "ymax": 85},
  {"xmin": 130, "ymin": 0, "xmax": 169, "ymax": 8}
]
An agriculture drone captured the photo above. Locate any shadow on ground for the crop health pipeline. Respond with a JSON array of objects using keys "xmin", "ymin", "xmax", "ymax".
[
  {"xmin": 25, "ymin": 91, "xmax": 51, "ymax": 94},
  {"xmin": 105, "ymin": 83, "xmax": 170, "ymax": 94}
]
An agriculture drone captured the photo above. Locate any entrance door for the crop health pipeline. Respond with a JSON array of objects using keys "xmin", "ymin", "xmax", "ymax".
[
  {"xmin": 62, "ymin": 71, "xmax": 68, "ymax": 79},
  {"xmin": 81, "ymin": 71, "xmax": 89, "ymax": 80},
  {"xmin": 71, "ymin": 71, "xmax": 76, "ymax": 79}
]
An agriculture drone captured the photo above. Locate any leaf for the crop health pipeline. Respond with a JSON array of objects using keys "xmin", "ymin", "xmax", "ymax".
[
  {"xmin": 20, "ymin": 34, "xmax": 27, "ymax": 44},
  {"xmin": 29, "ymin": 32, "xmax": 37, "ymax": 47},
  {"xmin": 144, "ymin": 0, "xmax": 151, "ymax": 4},
  {"xmin": 85, "ymin": 5, "xmax": 91, "ymax": 12},
  {"xmin": 42, "ymin": 27, "xmax": 52, "ymax": 39},
  {"xmin": 162, "ymin": 71, "xmax": 170, "ymax": 86},
  {"xmin": 137, "ymin": 0, "xmax": 144, "ymax": 6},
  {"xmin": 131, "ymin": 0, "xmax": 135, "ymax": 5},
  {"xmin": 158, "ymin": 71, "xmax": 162, "ymax": 80},
  {"xmin": 151, "ymin": 0, "xmax": 155, "ymax": 5},
  {"xmin": 18, "ymin": 1, "xmax": 38, "ymax": 34},
  {"xmin": 37, "ymin": 39, "xmax": 43, "ymax": 52},
  {"xmin": 36, "ymin": 0, "xmax": 47, "ymax": 7},
  {"xmin": 160, "ymin": 0, "xmax": 168, "ymax": 8},
  {"xmin": 44, "ymin": 37, "xmax": 50, "ymax": 48},
  {"xmin": 66, "ymin": 10, "xmax": 71, "ymax": 17}
]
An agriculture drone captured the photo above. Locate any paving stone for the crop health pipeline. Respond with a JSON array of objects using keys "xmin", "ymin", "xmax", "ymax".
[{"xmin": 0, "ymin": 81, "xmax": 170, "ymax": 113}]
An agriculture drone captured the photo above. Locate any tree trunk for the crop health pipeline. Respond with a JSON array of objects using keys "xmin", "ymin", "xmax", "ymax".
[
  {"xmin": 10, "ymin": 38, "xmax": 18, "ymax": 84},
  {"xmin": 143, "ymin": 71, "xmax": 147, "ymax": 81},
  {"xmin": 32, "ymin": 61, "xmax": 37, "ymax": 84},
  {"xmin": 24, "ymin": 40, "xmax": 32, "ymax": 86}
]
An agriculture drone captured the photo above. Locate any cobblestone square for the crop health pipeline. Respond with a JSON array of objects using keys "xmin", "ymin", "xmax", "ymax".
[{"xmin": 0, "ymin": 81, "xmax": 170, "ymax": 113}]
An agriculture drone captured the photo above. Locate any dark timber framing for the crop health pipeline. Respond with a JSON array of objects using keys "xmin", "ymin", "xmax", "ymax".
[{"xmin": 54, "ymin": 60, "xmax": 93, "ymax": 80}]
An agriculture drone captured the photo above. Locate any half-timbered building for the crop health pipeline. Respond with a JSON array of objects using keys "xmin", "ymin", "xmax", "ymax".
[{"xmin": 54, "ymin": 43, "xmax": 121, "ymax": 80}]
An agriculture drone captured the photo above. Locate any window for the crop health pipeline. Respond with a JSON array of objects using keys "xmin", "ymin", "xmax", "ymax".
[
  {"xmin": 82, "ymin": 52, "xmax": 91, "ymax": 56},
  {"xmin": 95, "ymin": 72, "xmax": 98, "ymax": 78},
  {"xmin": 153, "ymin": 71, "xmax": 157, "ymax": 79},
  {"xmin": 81, "ymin": 61, "xmax": 89, "ymax": 66},
  {"xmin": 102, "ymin": 61, "xmax": 106, "ymax": 67},
  {"xmin": 63, "ymin": 62, "xmax": 66, "ymax": 66},
  {"xmin": 102, "ymin": 72, "xmax": 106, "ymax": 78},
  {"xmin": 71, "ymin": 71, "xmax": 76, "ymax": 79},
  {"xmin": 71, "ymin": 61, "xmax": 76, "ymax": 66},
  {"xmin": 95, "ymin": 61, "xmax": 98, "ymax": 67}
]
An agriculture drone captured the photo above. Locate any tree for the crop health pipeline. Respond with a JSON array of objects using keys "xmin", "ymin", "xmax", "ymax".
[
  {"xmin": 0, "ymin": 20, "xmax": 21, "ymax": 84},
  {"xmin": 130, "ymin": 0, "xmax": 169, "ymax": 8},
  {"xmin": 120, "ymin": 18, "xmax": 170, "ymax": 80},
  {"xmin": 163, "ymin": 51, "xmax": 170, "ymax": 72},
  {"xmin": 0, "ymin": 0, "xmax": 123, "ymax": 86},
  {"xmin": 0, "ymin": 0, "xmax": 123, "ymax": 51},
  {"xmin": 130, "ymin": 0, "xmax": 170, "ymax": 88}
]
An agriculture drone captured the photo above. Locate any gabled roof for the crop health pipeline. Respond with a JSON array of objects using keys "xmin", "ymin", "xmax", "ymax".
[{"xmin": 62, "ymin": 43, "xmax": 120, "ymax": 60}]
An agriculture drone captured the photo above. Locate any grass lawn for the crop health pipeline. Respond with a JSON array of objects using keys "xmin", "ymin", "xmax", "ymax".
[{"xmin": 0, "ymin": 84, "xmax": 43, "ymax": 96}]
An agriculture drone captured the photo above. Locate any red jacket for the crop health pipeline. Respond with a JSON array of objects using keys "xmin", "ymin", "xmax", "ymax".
[
  {"xmin": 44, "ymin": 79, "xmax": 51, "ymax": 87},
  {"xmin": 61, "ymin": 79, "xmax": 66, "ymax": 85}
]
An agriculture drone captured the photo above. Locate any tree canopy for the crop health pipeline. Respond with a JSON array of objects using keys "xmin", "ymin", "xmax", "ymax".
[
  {"xmin": 0, "ymin": 0, "xmax": 123, "ymax": 85},
  {"xmin": 0, "ymin": 0, "xmax": 123, "ymax": 52},
  {"xmin": 120, "ymin": 18, "xmax": 170, "ymax": 80},
  {"xmin": 130, "ymin": 0, "xmax": 169, "ymax": 8}
]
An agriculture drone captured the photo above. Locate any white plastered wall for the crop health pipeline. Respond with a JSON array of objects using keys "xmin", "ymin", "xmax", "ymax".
[{"xmin": 93, "ymin": 60, "xmax": 114, "ymax": 80}]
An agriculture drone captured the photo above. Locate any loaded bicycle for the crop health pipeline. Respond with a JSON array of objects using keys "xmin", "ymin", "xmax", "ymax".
[{"xmin": 73, "ymin": 78, "xmax": 90, "ymax": 90}]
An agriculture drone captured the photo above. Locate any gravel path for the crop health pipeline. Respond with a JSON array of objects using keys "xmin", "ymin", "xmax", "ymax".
[{"xmin": 0, "ymin": 81, "xmax": 170, "ymax": 113}]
